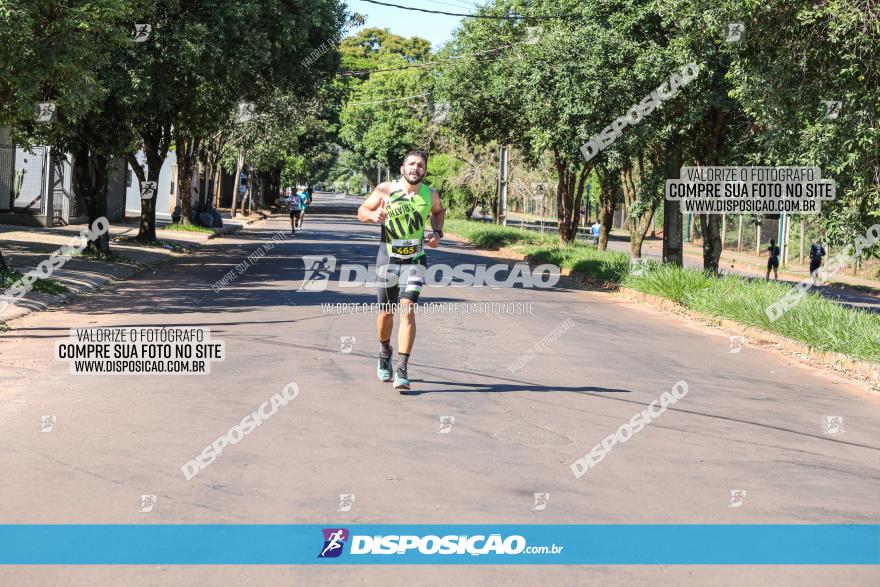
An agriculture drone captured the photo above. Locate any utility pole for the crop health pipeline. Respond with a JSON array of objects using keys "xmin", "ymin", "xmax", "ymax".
[
  {"xmin": 497, "ymin": 145, "xmax": 509, "ymax": 226},
  {"xmin": 799, "ymin": 219, "xmax": 805, "ymax": 264},
  {"xmin": 584, "ymin": 182, "xmax": 592, "ymax": 224},
  {"xmin": 536, "ymin": 183, "xmax": 546, "ymax": 237},
  {"xmin": 737, "ymin": 215, "xmax": 743, "ymax": 252},
  {"xmin": 376, "ymin": 162, "xmax": 381, "ymax": 188},
  {"xmin": 777, "ymin": 213, "xmax": 787, "ymax": 266}
]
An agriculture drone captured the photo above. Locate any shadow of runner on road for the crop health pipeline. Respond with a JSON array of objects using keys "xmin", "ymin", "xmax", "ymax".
[{"xmin": 402, "ymin": 380, "xmax": 631, "ymax": 396}]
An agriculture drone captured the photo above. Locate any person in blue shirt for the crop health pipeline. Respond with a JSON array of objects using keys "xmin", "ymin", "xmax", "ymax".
[
  {"xmin": 288, "ymin": 188, "xmax": 302, "ymax": 234},
  {"xmin": 590, "ymin": 220, "xmax": 601, "ymax": 242},
  {"xmin": 295, "ymin": 187, "xmax": 312, "ymax": 229}
]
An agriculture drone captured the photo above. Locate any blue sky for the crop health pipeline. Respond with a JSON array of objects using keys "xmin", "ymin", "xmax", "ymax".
[{"xmin": 344, "ymin": 0, "xmax": 473, "ymax": 49}]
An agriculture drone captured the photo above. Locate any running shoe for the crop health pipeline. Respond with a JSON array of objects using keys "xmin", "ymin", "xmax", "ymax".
[
  {"xmin": 393, "ymin": 367, "xmax": 411, "ymax": 392},
  {"xmin": 377, "ymin": 354, "xmax": 393, "ymax": 382}
]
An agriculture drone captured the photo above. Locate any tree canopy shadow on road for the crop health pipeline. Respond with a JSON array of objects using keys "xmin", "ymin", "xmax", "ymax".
[{"xmin": 2, "ymin": 214, "xmax": 590, "ymax": 335}]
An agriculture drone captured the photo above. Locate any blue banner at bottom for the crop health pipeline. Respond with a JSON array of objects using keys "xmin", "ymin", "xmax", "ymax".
[{"xmin": 0, "ymin": 525, "xmax": 877, "ymax": 564}]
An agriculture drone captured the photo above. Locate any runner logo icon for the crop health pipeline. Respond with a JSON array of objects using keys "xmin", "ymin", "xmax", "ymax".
[
  {"xmin": 318, "ymin": 528, "xmax": 349, "ymax": 558},
  {"xmin": 299, "ymin": 255, "xmax": 337, "ymax": 292}
]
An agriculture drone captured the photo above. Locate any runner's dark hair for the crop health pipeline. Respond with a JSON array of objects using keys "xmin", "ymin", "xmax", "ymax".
[{"xmin": 403, "ymin": 149, "xmax": 428, "ymax": 165}]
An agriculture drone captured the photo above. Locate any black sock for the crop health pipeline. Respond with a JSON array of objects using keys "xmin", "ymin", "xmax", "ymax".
[
  {"xmin": 397, "ymin": 353, "xmax": 409, "ymax": 371},
  {"xmin": 379, "ymin": 340, "xmax": 392, "ymax": 358}
]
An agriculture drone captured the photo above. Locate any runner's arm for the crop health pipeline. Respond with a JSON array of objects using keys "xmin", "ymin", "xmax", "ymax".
[
  {"xmin": 429, "ymin": 188, "xmax": 445, "ymax": 235},
  {"xmin": 358, "ymin": 184, "xmax": 389, "ymax": 223}
]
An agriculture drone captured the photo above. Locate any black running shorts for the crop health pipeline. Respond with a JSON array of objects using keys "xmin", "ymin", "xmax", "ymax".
[{"xmin": 376, "ymin": 255, "xmax": 427, "ymax": 309}]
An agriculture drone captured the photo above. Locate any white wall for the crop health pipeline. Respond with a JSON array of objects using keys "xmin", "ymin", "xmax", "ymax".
[{"xmin": 125, "ymin": 150, "xmax": 177, "ymax": 220}]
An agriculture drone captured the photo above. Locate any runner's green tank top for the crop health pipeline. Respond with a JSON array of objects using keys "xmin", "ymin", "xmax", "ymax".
[{"xmin": 380, "ymin": 183, "xmax": 432, "ymax": 262}]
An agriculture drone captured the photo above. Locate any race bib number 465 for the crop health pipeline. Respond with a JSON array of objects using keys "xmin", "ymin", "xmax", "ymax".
[{"xmin": 390, "ymin": 239, "xmax": 422, "ymax": 258}]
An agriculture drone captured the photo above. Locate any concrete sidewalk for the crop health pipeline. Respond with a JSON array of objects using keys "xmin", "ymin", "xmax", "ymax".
[{"xmin": 0, "ymin": 212, "xmax": 269, "ymax": 325}]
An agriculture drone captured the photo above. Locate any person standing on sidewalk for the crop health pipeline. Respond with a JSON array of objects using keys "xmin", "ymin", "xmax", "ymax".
[
  {"xmin": 590, "ymin": 219, "xmax": 601, "ymax": 244},
  {"xmin": 766, "ymin": 239, "xmax": 780, "ymax": 280},
  {"xmin": 809, "ymin": 238, "xmax": 826, "ymax": 280}
]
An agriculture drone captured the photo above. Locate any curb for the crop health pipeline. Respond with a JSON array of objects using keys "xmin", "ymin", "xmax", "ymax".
[
  {"xmin": 616, "ymin": 286, "xmax": 879, "ymax": 385},
  {"xmin": 447, "ymin": 231, "xmax": 879, "ymax": 387},
  {"xmin": 208, "ymin": 211, "xmax": 269, "ymax": 239}
]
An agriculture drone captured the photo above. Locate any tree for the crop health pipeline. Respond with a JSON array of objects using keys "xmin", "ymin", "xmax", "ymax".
[
  {"xmin": 0, "ymin": 1, "xmax": 128, "ymax": 128},
  {"xmin": 122, "ymin": 0, "xmax": 345, "ymax": 238},
  {"xmin": 0, "ymin": 0, "xmax": 132, "ymax": 259},
  {"xmin": 726, "ymin": 0, "xmax": 880, "ymax": 251},
  {"xmin": 337, "ymin": 28, "xmax": 433, "ymax": 180},
  {"xmin": 440, "ymin": 0, "xmax": 697, "ymax": 246}
]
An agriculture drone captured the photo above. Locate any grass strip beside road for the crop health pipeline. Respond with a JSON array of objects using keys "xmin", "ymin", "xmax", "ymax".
[
  {"xmin": 161, "ymin": 223, "xmax": 215, "ymax": 234},
  {"xmin": 622, "ymin": 264, "xmax": 880, "ymax": 362},
  {"xmin": 445, "ymin": 218, "xmax": 880, "ymax": 362},
  {"xmin": 0, "ymin": 269, "xmax": 69, "ymax": 295}
]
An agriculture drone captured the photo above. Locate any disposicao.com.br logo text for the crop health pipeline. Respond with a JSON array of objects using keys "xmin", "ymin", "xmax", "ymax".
[{"xmin": 318, "ymin": 529, "xmax": 563, "ymax": 558}]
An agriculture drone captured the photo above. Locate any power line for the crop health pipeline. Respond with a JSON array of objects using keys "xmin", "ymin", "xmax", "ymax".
[
  {"xmin": 339, "ymin": 39, "xmax": 529, "ymax": 77},
  {"xmin": 347, "ymin": 92, "xmax": 431, "ymax": 106},
  {"xmin": 423, "ymin": 0, "xmax": 483, "ymax": 11},
  {"xmin": 359, "ymin": 0, "xmax": 572, "ymax": 20}
]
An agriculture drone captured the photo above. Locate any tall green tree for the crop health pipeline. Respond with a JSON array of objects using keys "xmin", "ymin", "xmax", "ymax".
[
  {"xmin": 122, "ymin": 0, "xmax": 344, "ymax": 238},
  {"xmin": 338, "ymin": 28, "xmax": 433, "ymax": 182},
  {"xmin": 0, "ymin": 0, "xmax": 132, "ymax": 262}
]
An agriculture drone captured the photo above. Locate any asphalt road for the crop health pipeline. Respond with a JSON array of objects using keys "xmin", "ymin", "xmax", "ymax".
[{"xmin": 1, "ymin": 193, "xmax": 878, "ymax": 585}]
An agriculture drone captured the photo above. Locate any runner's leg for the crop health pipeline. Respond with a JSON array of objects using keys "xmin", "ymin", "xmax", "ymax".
[
  {"xmin": 375, "ymin": 261, "xmax": 399, "ymax": 382},
  {"xmin": 393, "ymin": 262, "xmax": 425, "ymax": 392},
  {"xmin": 397, "ymin": 300, "xmax": 416, "ymax": 355}
]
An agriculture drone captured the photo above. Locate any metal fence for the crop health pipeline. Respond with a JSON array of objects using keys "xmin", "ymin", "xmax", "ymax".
[
  {"xmin": 0, "ymin": 145, "xmax": 48, "ymax": 214},
  {"xmin": 0, "ymin": 144, "xmax": 81, "ymax": 224},
  {"xmin": 49, "ymin": 153, "xmax": 76, "ymax": 223}
]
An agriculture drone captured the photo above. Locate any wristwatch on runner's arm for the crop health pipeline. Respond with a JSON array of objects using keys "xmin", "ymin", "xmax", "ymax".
[{"xmin": 432, "ymin": 230, "xmax": 443, "ymax": 239}]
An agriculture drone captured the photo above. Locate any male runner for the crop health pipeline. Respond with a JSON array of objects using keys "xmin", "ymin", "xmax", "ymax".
[
  {"xmin": 288, "ymin": 188, "xmax": 301, "ymax": 234},
  {"xmin": 296, "ymin": 187, "xmax": 312, "ymax": 229},
  {"xmin": 357, "ymin": 150, "xmax": 445, "ymax": 393}
]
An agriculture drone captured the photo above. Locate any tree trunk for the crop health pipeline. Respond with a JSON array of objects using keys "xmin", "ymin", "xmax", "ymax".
[
  {"xmin": 260, "ymin": 172, "xmax": 268, "ymax": 209},
  {"xmin": 133, "ymin": 132, "xmax": 169, "ymax": 241},
  {"xmin": 618, "ymin": 164, "xmax": 649, "ymax": 257},
  {"xmin": 698, "ymin": 108, "xmax": 727, "ymax": 273},
  {"xmin": 631, "ymin": 206, "xmax": 657, "ymax": 258},
  {"xmin": 239, "ymin": 173, "xmax": 251, "ymax": 217},
  {"xmin": 466, "ymin": 195, "xmax": 478, "ymax": 219},
  {"xmin": 595, "ymin": 165, "xmax": 619, "ymax": 251},
  {"xmin": 0, "ymin": 249, "xmax": 8, "ymax": 271},
  {"xmin": 620, "ymin": 156, "xmax": 658, "ymax": 259},
  {"xmin": 213, "ymin": 166, "xmax": 222, "ymax": 208},
  {"xmin": 230, "ymin": 150, "xmax": 244, "ymax": 216},
  {"xmin": 699, "ymin": 214, "xmax": 723, "ymax": 273},
  {"xmin": 552, "ymin": 149, "xmax": 588, "ymax": 244},
  {"xmin": 73, "ymin": 145, "xmax": 110, "ymax": 252},
  {"xmin": 139, "ymin": 148, "xmax": 162, "ymax": 241},
  {"xmin": 663, "ymin": 198, "xmax": 682, "ymax": 265},
  {"xmin": 175, "ymin": 136, "xmax": 200, "ymax": 225},
  {"xmin": 662, "ymin": 146, "xmax": 683, "ymax": 265}
]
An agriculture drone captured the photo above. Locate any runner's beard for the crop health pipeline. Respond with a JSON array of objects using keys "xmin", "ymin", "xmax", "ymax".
[{"xmin": 403, "ymin": 171, "xmax": 424, "ymax": 185}]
